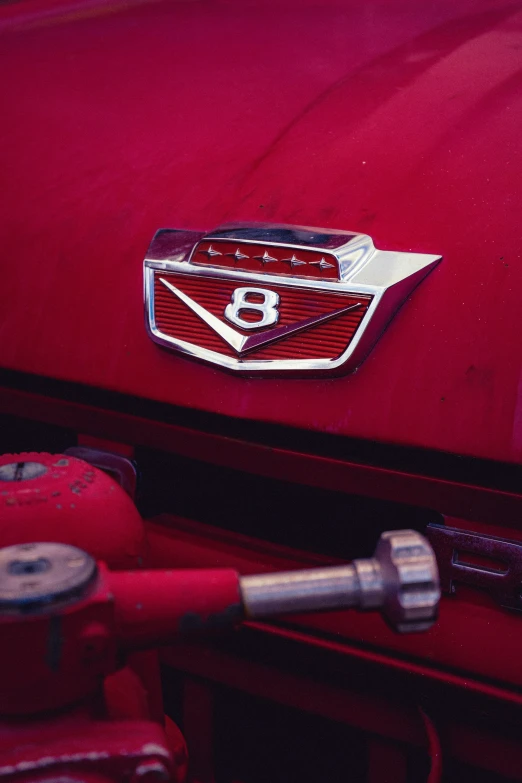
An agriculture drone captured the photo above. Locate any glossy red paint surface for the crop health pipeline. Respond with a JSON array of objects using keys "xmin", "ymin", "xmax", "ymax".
[
  {"xmin": 4, "ymin": 385, "xmax": 522, "ymax": 528},
  {"xmin": 1, "ymin": 0, "xmax": 522, "ymax": 462}
]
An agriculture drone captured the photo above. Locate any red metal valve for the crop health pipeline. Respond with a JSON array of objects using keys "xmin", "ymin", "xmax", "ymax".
[
  {"xmin": 0, "ymin": 454, "xmax": 439, "ymax": 783},
  {"xmin": 0, "ymin": 542, "xmax": 242, "ymax": 715},
  {"xmin": 0, "ymin": 533, "xmax": 439, "ymax": 715}
]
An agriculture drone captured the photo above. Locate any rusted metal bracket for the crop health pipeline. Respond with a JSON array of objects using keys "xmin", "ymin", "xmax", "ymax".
[{"xmin": 426, "ymin": 524, "xmax": 522, "ymax": 611}]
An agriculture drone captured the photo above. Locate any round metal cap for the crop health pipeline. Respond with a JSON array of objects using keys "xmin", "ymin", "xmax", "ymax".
[
  {"xmin": 0, "ymin": 542, "xmax": 97, "ymax": 613},
  {"xmin": 0, "ymin": 461, "xmax": 48, "ymax": 481}
]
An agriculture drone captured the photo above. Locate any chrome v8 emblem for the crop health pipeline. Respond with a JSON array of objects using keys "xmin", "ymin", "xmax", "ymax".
[
  {"xmin": 144, "ymin": 223, "xmax": 441, "ymax": 375},
  {"xmin": 158, "ymin": 278, "xmax": 363, "ymax": 356}
]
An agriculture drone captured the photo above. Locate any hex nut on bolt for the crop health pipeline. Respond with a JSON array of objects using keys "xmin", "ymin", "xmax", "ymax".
[{"xmin": 375, "ymin": 529, "xmax": 440, "ymax": 632}]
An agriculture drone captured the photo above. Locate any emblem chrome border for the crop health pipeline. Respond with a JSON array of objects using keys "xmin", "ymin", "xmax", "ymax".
[{"xmin": 143, "ymin": 223, "xmax": 441, "ymax": 375}]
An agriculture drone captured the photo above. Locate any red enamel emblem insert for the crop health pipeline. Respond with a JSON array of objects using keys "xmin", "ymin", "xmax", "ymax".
[
  {"xmin": 144, "ymin": 224, "xmax": 441, "ymax": 375},
  {"xmin": 154, "ymin": 271, "xmax": 371, "ymax": 362}
]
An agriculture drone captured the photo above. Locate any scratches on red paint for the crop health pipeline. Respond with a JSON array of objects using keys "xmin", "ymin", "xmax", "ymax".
[{"xmin": 225, "ymin": 5, "xmax": 519, "ymax": 219}]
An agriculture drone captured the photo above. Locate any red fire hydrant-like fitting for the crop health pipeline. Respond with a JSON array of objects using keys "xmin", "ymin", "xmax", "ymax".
[
  {"xmin": 0, "ymin": 536, "xmax": 439, "ymax": 783},
  {"xmin": 0, "ymin": 454, "xmax": 440, "ymax": 783}
]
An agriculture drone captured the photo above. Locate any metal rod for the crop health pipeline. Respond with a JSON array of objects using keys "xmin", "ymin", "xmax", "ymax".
[{"xmin": 241, "ymin": 564, "xmax": 368, "ymax": 618}]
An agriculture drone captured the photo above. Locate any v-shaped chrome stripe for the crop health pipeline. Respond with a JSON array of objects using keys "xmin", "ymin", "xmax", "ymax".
[
  {"xmin": 159, "ymin": 278, "xmax": 247, "ymax": 352},
  {"xmin": 239, "ymin": 300, "xmax": 363, "ymax": 354}
]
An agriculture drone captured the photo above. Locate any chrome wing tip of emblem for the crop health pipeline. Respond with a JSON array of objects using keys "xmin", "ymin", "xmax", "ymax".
[{"xmin": 143, "ymin": 222, "xmax": 442, "ymax": 376}]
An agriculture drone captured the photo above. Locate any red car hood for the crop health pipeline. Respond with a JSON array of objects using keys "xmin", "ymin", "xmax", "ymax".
[{"xmin": 1, "ymin": 0, "xmax": 521, "ymax": 464}]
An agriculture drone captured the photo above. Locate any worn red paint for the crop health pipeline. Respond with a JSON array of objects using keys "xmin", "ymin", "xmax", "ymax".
[
  {"xmin": 0, "ymin": 715, "xmax": 183, "ymax": 783},
  {"xmin": 0, "ymin": 452, "xmax": 144, "ymax": 569},
  {"xmin": 2, "ymin": 386, "xmax": 522, "ymax": 529},
  {"xmin": 1, "ymin": 0, "xmax": 521, "ymax": 463},
  {"xmin": 1, "ymin": 0, "xmax": 522, "ymax": 779},
  {"xmin": 111, "ymin": 568, "xmax": 242, "ymax": 647}
]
